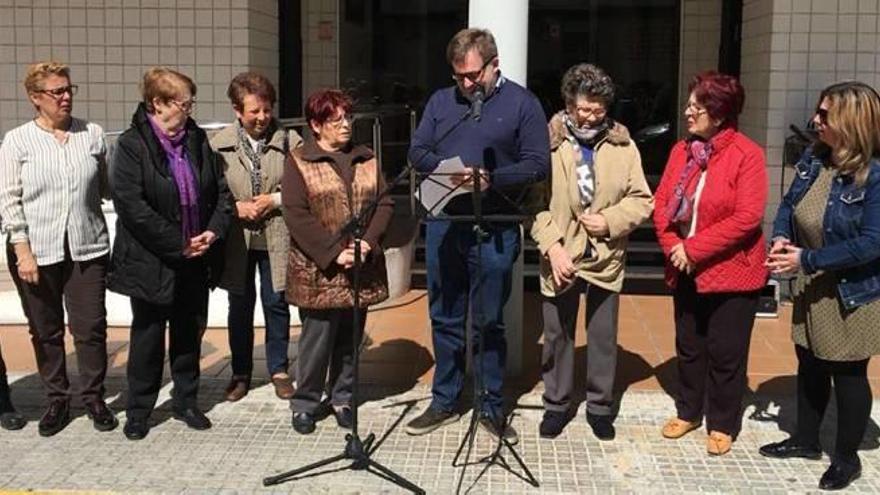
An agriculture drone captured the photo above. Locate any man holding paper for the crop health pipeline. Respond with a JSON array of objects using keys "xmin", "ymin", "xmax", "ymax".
[{"xmin": 405, "ymin": 28, "xmax": 550, "ymax": 444}]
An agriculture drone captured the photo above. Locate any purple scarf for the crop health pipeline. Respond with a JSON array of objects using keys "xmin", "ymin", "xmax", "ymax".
[
  {"xmin": 148, "ymin": 115, "xmax": 201, "ymax": 241},
  {"xmin": 665, "ymin": 137, "xmax": 714, "ymax": 226}
]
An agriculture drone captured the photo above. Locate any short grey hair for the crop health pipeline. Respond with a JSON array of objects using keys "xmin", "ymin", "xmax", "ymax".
[{"xmin": 561, "ymin": 63, "xmax": 615, "ymax": 107}]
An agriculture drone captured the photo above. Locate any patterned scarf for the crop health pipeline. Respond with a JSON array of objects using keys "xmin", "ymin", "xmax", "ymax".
[
  {"xmin": 665, "ymin": 129, "xmax": 734, "ymax": 225},
  {"xmin": 236, "ymin": 121, "xmax": 266, "ymax": 196},
  {"xmin": 563, "ymin": 113, "xmax": 609, "ymax": 206},
  {"xmin": 148, "ymin": 115, "xmax": 201, "ymax": 241},
  {"xmin": 563, "ymin": 112, "xmax": 609, "ymax": 145}
]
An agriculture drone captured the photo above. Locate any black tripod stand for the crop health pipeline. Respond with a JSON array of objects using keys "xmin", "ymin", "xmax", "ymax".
[
  {"xmin": 265, "ymin": 100, "xmax": 483, "ymax": 491},
  {"xmin": 431, "ymin": 173, "xmax": 539, "ymax": 493},
  {"xmin": 263, "ymin": 155, "xmax": 425, "ymax": 494}
]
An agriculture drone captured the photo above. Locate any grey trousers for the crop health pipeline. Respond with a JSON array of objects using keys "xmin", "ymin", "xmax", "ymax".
[
  {"xmin": 291, "ymin": 307, "xmax": 365, "ymax": 414},
  {"xmin": 541, "ymin": 278, "xmax": 619, "ymax": 416}
]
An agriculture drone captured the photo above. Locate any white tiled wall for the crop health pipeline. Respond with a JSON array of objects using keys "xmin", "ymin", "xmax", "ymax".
[
  {"xmin": 0, "ymin": 0, "xmax": 280, "ymax": 136},
  {"xmin": 301, "ymin": 0, "xmax": 338, "ymax": 104},
  {"xmin": 740, "ymin": 0, "xmax": 880, "ymax": 233},
  {"xmin": 679, "ymin": 0, "xmax": 723, "ymax": 136}
]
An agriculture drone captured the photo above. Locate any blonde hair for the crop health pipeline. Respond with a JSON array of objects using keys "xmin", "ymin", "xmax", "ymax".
[
  {"xmin": 141, "ymin": 66, "xmax": 197, "ymax": 113},
  {"xmin": 818, "ymin": 81, "xmax": 880, "ymax": 186},
  {"xmin": 23, "ymin": 61, "xmax": 70, "ymax": 94}
]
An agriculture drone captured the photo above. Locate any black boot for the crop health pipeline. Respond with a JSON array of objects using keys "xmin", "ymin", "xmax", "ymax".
[
  {"xmin": 819, "ymin": 457, "xmax": 861, "ymax": 490},
  {"xmin": 0, "ymin": 381, "xmax": 25, "ymax": 431},
  {"xmin": 759, "ymin": 437, "xmax": 822, "ymax": 460},
  {"xmin": 38, "ymin": 399, "xmax": 71, "ymax": 437},
  {"xmin": 586, "ymin": 412, "xmax": 616, "ymax": 441}
]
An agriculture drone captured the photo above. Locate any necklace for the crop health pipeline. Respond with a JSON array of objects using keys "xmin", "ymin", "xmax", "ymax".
[{"xmin": 33, "ymin": 117, "xmax": 71, "ymax": 144}]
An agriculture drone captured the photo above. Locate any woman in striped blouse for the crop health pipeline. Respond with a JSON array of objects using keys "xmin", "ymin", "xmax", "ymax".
[{"xmin": 0, "ymin": 61, "xmax": 116, "ymax": 437}]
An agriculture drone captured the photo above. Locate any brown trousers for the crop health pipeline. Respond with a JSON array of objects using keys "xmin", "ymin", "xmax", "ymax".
[
  {"xmin": 7, "ymin": 243, "xmax": 109, "ymax": 404},
  {"xmin": 673, "ymin": 274, "xmax": 759, "ymax": 436}
]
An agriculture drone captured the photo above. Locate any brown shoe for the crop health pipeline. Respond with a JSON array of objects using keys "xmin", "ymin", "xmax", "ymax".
[
  {"xmin": 224, "ymin": 376, "xmax": 250, "ymax": 402},
  {"xmin": 661, "ymin": 417, "xmax": 701, "ymax": 439},
  {"xmin": 271, "ymin": 373, "xmax": 295, "ymax": 400},
  {"xmin": 707, "ymin": 430, "xmax": 732, "ymax": 456}
]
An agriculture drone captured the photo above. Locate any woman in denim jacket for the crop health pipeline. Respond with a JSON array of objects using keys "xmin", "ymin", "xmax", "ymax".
[{"xmin": 760, "ymin": 81, "xmax": 880, "ymax": 491}]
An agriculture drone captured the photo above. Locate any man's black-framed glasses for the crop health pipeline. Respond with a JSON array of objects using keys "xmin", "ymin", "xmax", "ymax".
[{"xmin": 451, "ymin": 57, "xmax": 496, "ymax": 83}]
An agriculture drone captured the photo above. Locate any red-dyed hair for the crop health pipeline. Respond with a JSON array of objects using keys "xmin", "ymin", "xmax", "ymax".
[
  {"xmin": 305, "ymin": 89, "xmax": 353, "ymax": 126},
  {"xmin": 688, "ymin": 71, "xmax": 745, "ymax": 129}
]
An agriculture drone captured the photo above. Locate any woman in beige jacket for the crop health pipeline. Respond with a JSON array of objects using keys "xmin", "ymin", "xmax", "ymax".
[
  {"xmin": 531, "ymin": 63, "xmax": 653, "ymax": 440},
  {"xmin": 212, "ymin": 72, "xmax": 302, "ymax": 402}
]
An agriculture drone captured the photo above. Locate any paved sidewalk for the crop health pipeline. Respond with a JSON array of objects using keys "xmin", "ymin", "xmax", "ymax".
[
  {"xmin": 3, "ymin": 290, "xmax": 880, "ymax": 493},
  {"xmin": 2, "ymin": 377, "xmax": 880, "ymax": 494}
]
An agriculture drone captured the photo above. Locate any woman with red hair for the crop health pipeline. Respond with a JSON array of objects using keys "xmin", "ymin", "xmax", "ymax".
[
  {"xmin": 653, "ymin": 71, "xmax": 768, "ymax": 455},
  {"xmin": 281, "ymin": 89, "xmax": 393, "ymax": 434}
]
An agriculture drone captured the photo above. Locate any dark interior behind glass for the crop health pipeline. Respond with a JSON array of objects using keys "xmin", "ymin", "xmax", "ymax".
[{"xmin": 339, "ymin": 0, "xmax": 680, "ymax": 188}]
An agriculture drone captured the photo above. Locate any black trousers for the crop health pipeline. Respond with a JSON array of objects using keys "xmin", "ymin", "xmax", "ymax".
[
  {"xmin": 0, "ymin": 341, "xmax": 10, "ymax": 407},
  {"xmin": 673, "ymin": 274, "xmax": 759, "ymax": 436},
  {"xmin": 7, "ymin": 243, "xmax": 108, "ymax": 405},
  {"xmin": 0, "ymin": 340, "xmax": 7, "ymax": 383},
  {"xmin": 794, "ymin": 345, "xmax": 871, "ymax": 464},
  {"xmin": 126, "ymin": 263, "xmax": 208, "ymax": 419}
]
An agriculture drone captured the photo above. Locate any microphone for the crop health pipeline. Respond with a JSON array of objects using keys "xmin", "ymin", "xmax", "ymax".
[{"xmin": 471, "ymin": 87, "xmax": 484, "ymax": 121}]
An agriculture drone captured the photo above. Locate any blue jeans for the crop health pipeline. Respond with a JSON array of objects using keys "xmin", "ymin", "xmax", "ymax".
[
  {"xmin": 227, "ymin": 250, "xmax": 291, "ymax": 376},
  {"xmin": 426, "ymin": 220, "xmax": 520, "ymax": 418}
]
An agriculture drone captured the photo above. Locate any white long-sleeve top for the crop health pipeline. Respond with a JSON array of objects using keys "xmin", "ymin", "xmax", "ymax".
[{"xmin": 0, "ymin": 118, "xmax": 110, "ymax": 265}]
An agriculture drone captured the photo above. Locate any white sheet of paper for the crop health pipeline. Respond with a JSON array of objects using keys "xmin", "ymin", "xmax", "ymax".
[{"xmin": 418, "ymin": 156, "xmax": 469, "ymax": 213}]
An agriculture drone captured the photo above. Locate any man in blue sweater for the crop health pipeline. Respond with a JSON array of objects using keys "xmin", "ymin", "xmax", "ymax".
[{"xmin": 405, "ymin": 28, "xmax": 550, "ymax": 445}]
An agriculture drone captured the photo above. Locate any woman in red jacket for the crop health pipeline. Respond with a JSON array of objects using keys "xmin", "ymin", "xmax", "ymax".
[{"xmin": 653, "ymin": 71, "xmax": 768, "ymax": 456}]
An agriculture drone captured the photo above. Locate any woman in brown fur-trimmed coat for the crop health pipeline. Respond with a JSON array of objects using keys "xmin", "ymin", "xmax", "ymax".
[
  {"xmin": 281, "ymin": 89, "xmax": 393, "ymax": 435},
  {"xmin": 530, "ymin": 64, "xmax": 653, "ymax": 440}
]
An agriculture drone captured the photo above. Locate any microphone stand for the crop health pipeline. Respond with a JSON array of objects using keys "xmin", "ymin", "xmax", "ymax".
[
  {"xmin": 262, "ymin": 105, "xmax": 476, "ymax": 494},
  {"xmin": 449, "ymin": 170, "xmax": 539, "ymax": 494},
  {"xmin": 406, "ymin": 87, "xmax": 539, "ymax": 491}
]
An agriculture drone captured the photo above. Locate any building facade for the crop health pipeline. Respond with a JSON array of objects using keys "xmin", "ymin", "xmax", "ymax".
[{"xmin": 1, "ymin": 0, "xmax": 879, "ymax": 234}]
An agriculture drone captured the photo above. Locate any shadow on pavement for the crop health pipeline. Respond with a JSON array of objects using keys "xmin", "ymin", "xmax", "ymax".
[
  {"xmin": 746, "ymin": 375, "xmax": 880, "ymax": 455},
  {"xmin": 357, "ymin": 337, "xmax": 433, "ymax": 406},
  {"xmin": 4, "ymin": 337, "xmax": 226, "ymax": 431}
]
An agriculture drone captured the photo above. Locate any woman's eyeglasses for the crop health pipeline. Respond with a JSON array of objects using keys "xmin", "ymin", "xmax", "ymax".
[
  {"xmin": 327, "ymin": 114, "xmax": 354, "ymax": 128},
  {"xmin": 815, "ymin": 108, "xmax": 829, "ymax": 125},
  {"xmin": 37, "ymin": 85, "xmax": 78, "ymax": 98},
  {"xmin": 172, "ymin": 98, "xmax": 196, "ymax": 114},
  {"xmin": 684, "ymin": 102, "xmax": 708, "ymax": 116},
  {"xmin": 569, "ymin": 106, "xmax": 607, "ymax": 119}
]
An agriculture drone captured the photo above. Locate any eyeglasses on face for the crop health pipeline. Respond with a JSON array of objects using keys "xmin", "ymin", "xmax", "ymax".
[
  {"xmin": 172, "ymin": 98, "xmax": 196, "ymax": 113},
  {"xmin": 815, "ymin": 107, "xmax": 829, "ymax": 125},
  {"xmin": 684, "ymin": 101, "xmax": 708, "ymax": 116},
  {"xmin": 569, "ymin": 105, "xmax": 607, "ymax": 119},
  {"xmin": 327, "ymin": 113, "xmax": 354, "ymax": 128},
  {"xmin": 38, "ymin": 85, "xmax": 78, "ymax": 98},
  {"xmin": 451, "ymin": 57, "xmax": 496, "ymax": 83}
]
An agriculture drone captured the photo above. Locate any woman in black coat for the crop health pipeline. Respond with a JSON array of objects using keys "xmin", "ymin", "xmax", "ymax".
[{"xmin": 109, "ymin": 67, "xmax": 231, "ymax": 440}]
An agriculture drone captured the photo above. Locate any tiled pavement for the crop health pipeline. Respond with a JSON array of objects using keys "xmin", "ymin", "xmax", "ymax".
[
  {"xmin": 3, "ymin": 378, "xmax": 880, "ymax": 494},
  {"xmin": 3, "ymin": 290, "xmax": 880, "ymax": 493}
]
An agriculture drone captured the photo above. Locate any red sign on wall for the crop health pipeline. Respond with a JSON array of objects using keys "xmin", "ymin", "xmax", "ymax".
[{"xmin": 318, "ymin": 21, "xmax": 334, "ymax": 41}]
